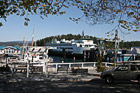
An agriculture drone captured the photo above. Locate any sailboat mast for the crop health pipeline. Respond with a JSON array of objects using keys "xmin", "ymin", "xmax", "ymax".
[
  {"xmin": 35, "ymin": 41, "xmax": 37, "ymax": 47},
  {"xmin": 22, "ymin": 36, "xmax": 25, "ymax": 55},
  {"xmin": 25, "ymin": 41, "xmax": 28, "ymax": 54},
  {"xmin": 31, "ymin": 26, "xmax": 35, "ymax": 47}
]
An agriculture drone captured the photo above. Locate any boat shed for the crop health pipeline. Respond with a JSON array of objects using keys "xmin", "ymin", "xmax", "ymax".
[
  {"xmin": 120, "ymin": 47, "xmax": 140, "ymax": 61},
  {"xmin": 0, "ymin": 46, "xmax": 21, "ymax": 55},
  {"xmin": 130, "ymin": 47, "xmax": 140, "ymax": 54}
]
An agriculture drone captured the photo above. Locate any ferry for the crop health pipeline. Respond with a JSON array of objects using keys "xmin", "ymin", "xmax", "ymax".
[{"xmin": 46, "ymin": 39, "xmax": 97, "ymax": 55}]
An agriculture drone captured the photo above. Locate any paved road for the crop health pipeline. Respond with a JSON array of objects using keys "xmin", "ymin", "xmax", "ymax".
[
  {"xmin": 0, "ymin": 72, "xmax": 140, "ymax": 93},
  {"xmin": 0, "ymin": 78, "xmax": 140, "ymax": 93}
]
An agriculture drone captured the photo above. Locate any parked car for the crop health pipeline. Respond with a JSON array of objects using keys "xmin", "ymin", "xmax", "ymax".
[{"xmin": 101, "ymin": 64, "xmax": 140, "ymax": 84}]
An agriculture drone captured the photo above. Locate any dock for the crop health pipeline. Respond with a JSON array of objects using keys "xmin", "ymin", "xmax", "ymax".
[{"xmin": 0, "ymin": 58, "xmax": 115, "ymax": 77}]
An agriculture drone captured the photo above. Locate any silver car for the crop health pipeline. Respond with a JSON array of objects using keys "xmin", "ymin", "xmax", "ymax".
[{"xmin": 101, "ymin": 64, "xmax": 140, "ymax": 84}]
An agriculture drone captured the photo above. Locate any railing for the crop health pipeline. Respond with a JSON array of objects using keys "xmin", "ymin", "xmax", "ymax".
[
  {"xmin": 1, "ymin": 57, "xmax": 140, "ymax": 78},
  {"xmin": 47, "ymin": 62, "xmax": 114, "ymax": 72},
  {"xmin": 48, "ymin": 62, "xmax": 113, "ymax": 67},
  {"xmin": 3, "ymin": 60, "xmax": 140, "ymax": 71},
  {"xmin": 1, "ymin": 61, "xmax": 48, "ymax": 77},
  {"xmin": 0, "ymin": 61, "xmax": 114, "ymax": 72},
  {"xmin": 5, "ymin": 60, "xmax": 140, "ymax": 75}
]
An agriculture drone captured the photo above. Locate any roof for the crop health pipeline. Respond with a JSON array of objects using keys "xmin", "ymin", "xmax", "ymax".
[
  {"xmin": 0, "ymin": 46, "xmax": 21, "ymax": 50},
  {"xmin": 131, "ymin": 47, "xmax": 140, "ymax": 54}
]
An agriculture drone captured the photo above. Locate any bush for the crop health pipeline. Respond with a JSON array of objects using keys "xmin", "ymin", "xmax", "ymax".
[{"xmin": 96, "ymin": 56, "xmax": 107, "ymax": 72}]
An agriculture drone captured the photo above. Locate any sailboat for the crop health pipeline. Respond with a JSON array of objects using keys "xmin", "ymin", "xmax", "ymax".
[{"xmin": 22, "ymin": 26, "xmax": 53, "ymax": 63}]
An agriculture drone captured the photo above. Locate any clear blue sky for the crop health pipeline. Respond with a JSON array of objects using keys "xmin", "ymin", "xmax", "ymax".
[{"xmin": 0, "ymin": 6, "xmax": 139, "ymax": 42}]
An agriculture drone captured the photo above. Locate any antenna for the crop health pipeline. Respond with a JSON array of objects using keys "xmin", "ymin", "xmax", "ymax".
[
  {"xmin": 31, "ymin": 25, "xmax": 35, "ymax": 47},
  {"xmin": 82, "ymin": 30, "xmax": 84, "ymax": 39}
]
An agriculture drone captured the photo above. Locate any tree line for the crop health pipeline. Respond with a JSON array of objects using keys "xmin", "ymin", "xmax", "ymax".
[
  {"xmin": 0, "ymin": 42, "xmax": 22, "ymax": 46},
  {"xmin": 36, "ymin": 34, "xmax": 140, "ymax": 49}
]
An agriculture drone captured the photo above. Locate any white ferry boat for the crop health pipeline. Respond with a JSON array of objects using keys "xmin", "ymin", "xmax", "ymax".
[{"xmin": 46, "ymin": 39, "xmax": 97, "ymax": 54}]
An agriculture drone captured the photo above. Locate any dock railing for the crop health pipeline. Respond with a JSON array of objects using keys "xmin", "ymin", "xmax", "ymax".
[
  {"xmin": 0, "ymin": 61, "xmax": 114, "ymax": 72},
  {"xmin": 4, "ymin": 60, "xmax": 139, "ymax": 76},
  {"xmin": 47, "ymin": 62, "xmax": 114, "ymax": 73},
  {"xmin": 4, "ymin": 60, "xmax": 140, "ymax": 71}
]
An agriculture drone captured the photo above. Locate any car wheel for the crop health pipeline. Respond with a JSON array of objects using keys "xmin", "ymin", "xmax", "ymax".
[
  {"xmin": 105, "ymin": 76, "xmax": 113, "ymax": 84},
  {"xmin": 138, "ymin": 77, "xmax": 140, "ymax": 84}
]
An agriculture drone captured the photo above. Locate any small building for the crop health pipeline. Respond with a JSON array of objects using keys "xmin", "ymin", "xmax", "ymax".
[
  {"xmin": 0, "ymin": 46, "xmax": 21, "ymax": 55},
  {"xmin": 120, "ymin": 54, "xmax": 137, "ymax": 61},
  {"xmin": 119, "ymin": 47, "xmax": 140, "ymax": 61},
  {"xmin": 130, "ymin": 47, "xmax": 140, "ymax": 54}
]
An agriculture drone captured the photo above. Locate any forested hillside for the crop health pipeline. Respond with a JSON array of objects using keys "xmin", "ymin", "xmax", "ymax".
[
  {"xmin": 0, "ymin": 41, "xmax": 32, "ymax": 46},
  {"xmin": 36, "ymin": 34, "xmax": 140, "ymax": 49},
  {"xmin": 0, "ymin": 42, "xmax": 22, "ymax": 46},
  {"xmin": 36, "ymin": 34, "xmax": 98, "ymax": 46}
]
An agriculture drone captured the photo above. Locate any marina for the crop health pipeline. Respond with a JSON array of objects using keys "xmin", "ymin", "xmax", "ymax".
[
  {"xmin": 1, "ymin": 30, "xmax": 140, "ymax": 78},
  {"xmin": 0, "ymin": 45, "xmax": 140, "ymax": 78},
  {"xmin": 0, "ymin": 1, "xmax": 140, "ymax": 92},
  {"xmin": 0, "ymin": 27, "xmax": 140, "ymax": 93}
]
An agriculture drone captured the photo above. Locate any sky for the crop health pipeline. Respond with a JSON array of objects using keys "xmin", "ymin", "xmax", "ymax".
[{"xmin": 0, "ymin": 6, "xmax": 140, "ymax": 42}]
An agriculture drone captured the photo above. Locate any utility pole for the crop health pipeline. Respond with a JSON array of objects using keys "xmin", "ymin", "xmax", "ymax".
[
  {"xmin": 98, "ymin": 38, "xmax": 105, "ymax": 56},
  {"xmin": 82, "ymin": 30, "xmax": 84, "ymax": 39},
  {"xmin": 106, "ymin": 30, "xmax": 120, "ymax": 67},
  {"xmin": 114, "ymin": 30, "xmax": 120, "ymax": 68}
]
